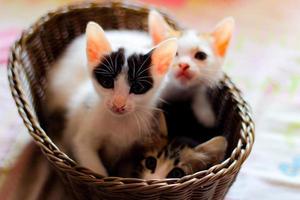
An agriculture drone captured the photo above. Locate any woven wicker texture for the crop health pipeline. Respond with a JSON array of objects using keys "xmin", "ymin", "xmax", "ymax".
[{"xmin": 7, "ymin": 1, "xmax": 254, "ymax": 199}]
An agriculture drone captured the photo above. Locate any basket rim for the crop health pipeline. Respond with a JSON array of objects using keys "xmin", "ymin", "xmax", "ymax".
[{"xmin": 7, "ymin": 0, "xmax": 255, "ymax": 188}]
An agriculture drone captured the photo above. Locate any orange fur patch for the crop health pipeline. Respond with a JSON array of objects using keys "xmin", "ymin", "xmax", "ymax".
[
  {"xmin": 215, "ymin": 39, "xmax": 229, "ymax": 57},
  {"xmin": 87, "ymin": 43, "xmax": 100, "ymax": 63}
]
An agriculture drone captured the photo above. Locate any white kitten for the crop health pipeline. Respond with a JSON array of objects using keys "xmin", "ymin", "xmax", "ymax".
[
  {"xmin": 149, "ymin": 10, "xmax": 234, "ymax": 127},
  {"xmin": 46, "ymin": 22, "xmax": 178, "ymax": 176}
]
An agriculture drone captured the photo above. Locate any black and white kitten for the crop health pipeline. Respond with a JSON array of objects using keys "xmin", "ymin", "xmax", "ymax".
[
  {"xmin": 46, "ymin": 22, "xmax": 178, "ymax": 176},
  {"xmin": 149, "ymin": 10, "xmax": 235, "ymax": 127}
]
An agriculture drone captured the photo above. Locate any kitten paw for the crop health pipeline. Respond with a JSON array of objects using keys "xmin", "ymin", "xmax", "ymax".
[
  {"xmin": 200, "ymin": 109, "xmax": 216, "ymax": 127},
  {"xmin": 193, "ymin": 105, "xmax": 216, "ymax": 127}
]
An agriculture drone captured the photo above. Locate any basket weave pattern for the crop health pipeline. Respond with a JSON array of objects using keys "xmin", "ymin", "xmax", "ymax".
[{"xmin": 7, "ymin": 1, "xmax": 254, "ymax": 199}]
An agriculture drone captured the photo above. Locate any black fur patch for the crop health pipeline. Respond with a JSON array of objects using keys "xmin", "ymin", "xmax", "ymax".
[
  {"xmin": 160, "ymin": 99, "xmax": 221, "ymax": 144},
  {"xmin": 93, "ymin": 48, "xmax": 154, "ymax": 94},
  {"xmin": 174, "ymin": 158, "xmax": 180, "ymax": 166},
  {"xmin": 93, "ymin": 48, "xmax": 125, "ymax": 88},
  {"xmin": 127, "ymin": 51, "xmax": 154, "ymax": 94}
]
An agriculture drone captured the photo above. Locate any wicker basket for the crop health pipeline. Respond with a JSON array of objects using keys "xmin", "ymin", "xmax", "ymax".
[{"xmin": 7, "ymin": 1, "xmax": 254, "ymax": 199}]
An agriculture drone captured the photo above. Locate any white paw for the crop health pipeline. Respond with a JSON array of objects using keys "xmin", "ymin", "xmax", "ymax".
[
  {"xmin": 197, "ymin": 108, "xmax": 216, "ymax": 127},
  {"xmin": 193, "ymin": 106, "xmax": 216, "ymax": 127},
  {"xmin": 72, "ymin": 135, "xmax": 108, "ymax": 176}
]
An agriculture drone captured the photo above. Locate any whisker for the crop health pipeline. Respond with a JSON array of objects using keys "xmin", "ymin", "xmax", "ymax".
[
  {"xmin": 94, "ymin": 68, "xmax": 113, "ymax": 75},
  {"xmin": 108, "ymin": 55, "xmax": 115, "ymax": 73},
  {"xmin": 99, "ymin": 62, "xmax": 114, "ymax": 74},
  {"xmin": 138, "ymin": 106, "xmax": 162, "ymax": 113},
  {"xmin": 136, "ymin": 75, "xmax": 152, "ymax": 80},
  {"xmin": 95, "ymin": 62, "xmax": 112, "ymax": 72},
  {"xmin": 138, "ymin": 79, "xmax": 153, "ymax": 85},
  {"xmin": 101, "ymin": 56, "xmax": 114, "ymax": 73},
  {"xmin": 136, "ymin": 53, "xmax": 152, "ymax": 76},
  {"xmin": 114, "ymin": 52, "xmax": 120, "ymax": 73},
  {"xmin": 133, "ymin": 113, "xmax": 142, "ymax": 136},
  {"xmin": 138, "ymin": 82, "xmax": 145, "ymax": 90},
  {"xmin": 132, "ymin": 58, "xmax": 137, "ymax": 78},
  {"xmin": 135, "ymin": 112, "xmax": 150, "ymax": 135},
  {"xmin": 138, "ymin": 109, "xmax": 155, "ymax": 117},
  {"xmin": 157, "ymin": 97, "xmax": 168, "ymax": 104},
  {"xmin": 137, "ymin": 65, "xmax": 152, "ymax": 77}
]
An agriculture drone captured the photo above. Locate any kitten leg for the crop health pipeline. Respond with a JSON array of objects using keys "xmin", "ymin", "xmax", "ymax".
[
  {"xmin": 192, "ymin": 87, "xmax": 216, "ymax": 127},
  {"xmin": 72, "ymin": 133, "xmax": 108, "ymax": 176}
]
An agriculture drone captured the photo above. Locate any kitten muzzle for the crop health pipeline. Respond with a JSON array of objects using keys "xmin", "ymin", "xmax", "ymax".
[
  {"xmin": 176, "ymin": 68, "xmax": 193, "ymax": 83},
  {"xmin": 111, "ymin": 105, "xmax": 126, "ymax": 114},
  {"xmin": 111, "ymin": 95, "xmax": 127, "ymax": 114},
  {"xmin": 178, "ymin": 63, "xmax": 189, "ymax": 71}
]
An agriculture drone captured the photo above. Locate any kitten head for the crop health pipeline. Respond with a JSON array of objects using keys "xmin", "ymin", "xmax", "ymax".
[
  {"xmin": 139, "ymin": 136, "xmax": 227, "ymax": 179},
  {"xmin": 149, "ymin": 10, "xmax": 234, "ymax": 88},
  {"xmin": 86, "ymin": 22, "xmax": 177, "ymax": 115}
]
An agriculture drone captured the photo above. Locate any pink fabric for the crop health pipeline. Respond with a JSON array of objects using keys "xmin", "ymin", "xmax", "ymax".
[{"xmin": 0, "ymin": 28, "xmax": 21, "ymax": 66}]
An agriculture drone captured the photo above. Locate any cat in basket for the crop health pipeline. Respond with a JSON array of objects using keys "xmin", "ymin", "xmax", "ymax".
[{"xmin": 45, "ymin": 9, "xmax": 234, "ymax": 178}]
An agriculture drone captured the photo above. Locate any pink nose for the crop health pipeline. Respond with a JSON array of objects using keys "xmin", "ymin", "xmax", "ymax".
[
  {"xmin": 179, "ymin": 63, "xmax": 189, "ymax": 71},
  {"xmin": 112, "ymin": 95, "xmax": 126, "ymax": 114},
  {"xmin": 112, "ymin": 105, "xmax": 126, "ymax": 113}
]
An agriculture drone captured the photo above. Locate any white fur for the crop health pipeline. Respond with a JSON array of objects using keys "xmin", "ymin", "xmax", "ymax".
[
  {"xmin": 46, "ymin": 30, "xmax": 170, "ymax": 175},
  {"xmin": 174, "ymin": 30, "xmax": 223, "ymax": 87},
  {"xmin": 162, "ymin": 30, "xmax": 225, "ymax": 127},
  {"xmin": 46, "ymin": 30, "xmax": 151, "ymax": 111},
  {"xmin": 148, "ymin": 10, "xmax": 232, "ymax": 127}
]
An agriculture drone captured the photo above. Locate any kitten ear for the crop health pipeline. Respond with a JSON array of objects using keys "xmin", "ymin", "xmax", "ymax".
[
  {"xmin": 211, "ymin": 17, "xmax": 235, "ymax": 57},
  {"xmin": 86, "ymin": 21, "xmax": 112, "ymax": 68},
  {"xmin": 151, "ymin": 38, "xmax": 178, "ymax": 76},
  {"xmin": 148, "ymin": 10, "xmax": 176, "ymax": 45},
  {"xmin": 195, "ymin": 136, "xmax": 228, "ymax": 165}
]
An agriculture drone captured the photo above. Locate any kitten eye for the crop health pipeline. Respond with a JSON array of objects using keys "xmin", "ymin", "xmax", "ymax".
[
  {"xmin": 167, "ymin": 167, "xmax": 185, "ymax": 178},
  {"xmin": 98, "ymin": 76, "xmax": 114, "ymax": 89},
  {"xmin": 194, "ymin": 51, "xmax": 207, "ymax": 61},
  {"xmin": 145, "ymin": 156, "xmax": 157, "ymax": 171},
  {"xmin": 130, "ymin": 82, "xmax": 147, "ymax": 95}
]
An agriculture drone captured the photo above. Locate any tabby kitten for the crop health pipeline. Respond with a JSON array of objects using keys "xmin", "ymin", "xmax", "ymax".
[
  {"xmin": 139, "ymin": 136, "xmax": 227, "ymax": 179},
  {"xmin": 46, "ymin": 21, "xmax": 178, "ymax": 176}
]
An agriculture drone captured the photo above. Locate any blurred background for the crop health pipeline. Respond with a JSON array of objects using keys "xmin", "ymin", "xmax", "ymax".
[{"xmin": 0, "ymin": 0, "xmax": 300, "ymax": 199}]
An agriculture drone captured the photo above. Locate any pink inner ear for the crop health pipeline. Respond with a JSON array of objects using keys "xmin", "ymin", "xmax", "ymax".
[
  {"xmin": 155, "ymin": 56, "xmax": 172, "ymax": 75},
  {"xmin": 87, "ymin": 37, "xmax": 111, "ymax": 66},
  {"xmin": 213, "ymin": 36, "xmax": 230, "ymax": 57},
  {"xmin": 212, "ymin": 19, "xmax": 234, "ymax": 57},
  {"xmin": 151, "ymin": 22, "xmax": 169, "ymax": 45},
  {"xmin": 153, "ymin": 32, "xmax": 165, "ymax": 46},
  {"xmin": 152, "ymin": 53, "xmax": 174, "ymax": 76},
  {"xmin": 86, "ymin": 22, "xmax": 112, "ymax": 67},
  {"xmin": 87, "ymin": 41, "xmax": 101, "ymax": 64},
  {"xmin": 151, "ymin": 38, "xmax": 177, "ymax": 76},
  {"xmin": 149, "ymin": 10, "xmax": 171, "ymax": 45}
]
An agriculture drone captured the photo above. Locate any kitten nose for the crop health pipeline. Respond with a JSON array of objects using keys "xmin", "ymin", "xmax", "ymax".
[
  {"xmin": 113, "ymin": 95, "xmax": 126, "ymax": 108},
  {"xmin": 112, "ymin": 105, "xmax": 125, "ymax": 113},
  {"xmin": 179, "ymin": 63, "xmax": 189, "ymax": 71}
]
